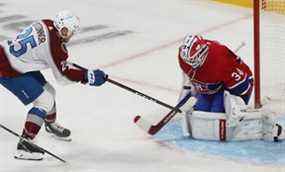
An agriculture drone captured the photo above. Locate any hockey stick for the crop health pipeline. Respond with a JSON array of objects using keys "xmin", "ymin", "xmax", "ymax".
[
  {"xmin": 72, "ymin": 64, "xmax": 183, "ymax": 134},
  {"xmin": 134, "ymin": 91, "xmax": 192, "ymax": 135},
  {"xmin": 106, "ymin": 78, "xmax": 181, "ymax": 112},
  {"xmin": 0, "ymin": 123, "xmax": 66, "ymax": 163},
  {"xmin": 72, "ymin": 64, "xmax": 181, "ymax": 112},
  {"xmin": 134, "ymin": 107, "xmax": 181, "ymax": 135}
]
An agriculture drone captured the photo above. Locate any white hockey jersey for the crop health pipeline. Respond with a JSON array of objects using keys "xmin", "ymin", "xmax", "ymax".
[{"xmin": 0, "ymin": 19, "xmax": 86, "ymax": 84}]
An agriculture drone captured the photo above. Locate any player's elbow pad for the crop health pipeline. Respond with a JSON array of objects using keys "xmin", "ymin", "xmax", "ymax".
[{"xmin": 228, "ymin": 76, "xmax": 253, "ymax": 104}]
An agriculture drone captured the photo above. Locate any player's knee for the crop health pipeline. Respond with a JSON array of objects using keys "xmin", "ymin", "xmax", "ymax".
[
  {"xmin": 44, "ymin": 82, "xmax": 56, "ymax": 97},
  {"xmin": 33, "ymin": 90, "xmax": 55, "ymax": 113}
]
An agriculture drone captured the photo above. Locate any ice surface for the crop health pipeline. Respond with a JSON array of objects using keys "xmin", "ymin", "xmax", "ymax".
[
  {"xmin": 0, "ymin": 0, "xmax": 284, "ymax": 171},
  {"xmin": 156, "ymin": 115, "xmax": 285, "ymax": 165}
]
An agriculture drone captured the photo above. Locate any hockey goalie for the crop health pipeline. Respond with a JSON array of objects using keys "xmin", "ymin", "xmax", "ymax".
[{"xmin": 177, "ymin": 34, "xmax": 284, "ymax": 142}]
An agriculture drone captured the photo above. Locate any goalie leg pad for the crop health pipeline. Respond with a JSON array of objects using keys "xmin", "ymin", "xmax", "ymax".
[
  {"xmin": 224, "ymin": 91, "xmax": 247, "ymax": 127},
  {"xmin": 189, "ymin": 111, "xmax": 227, "ymax": 141},
  {"xmin": 189, "ymin": 111, "xmax": 265, "ymax": 141},
  {"xmin": 262, "ymin": 114, "xmax": 284, "ymax": 142},
  {"xmin": 226, "ymin": 111, "xmax": 265, "ymax": 141}
]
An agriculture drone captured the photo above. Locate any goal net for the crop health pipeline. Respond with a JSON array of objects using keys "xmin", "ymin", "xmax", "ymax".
[
  {"xmin": 262, "ymin": 0, "xmax": 285, "ymax": 14},
  {"xmin": 254, "ymin": 0, "xmax": 285, "ymax": 110}
]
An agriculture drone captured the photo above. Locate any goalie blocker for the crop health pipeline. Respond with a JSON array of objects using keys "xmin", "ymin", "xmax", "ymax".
[{"xmin": 181, "ymin": 92, "xmax": 285, "ymax": 142}]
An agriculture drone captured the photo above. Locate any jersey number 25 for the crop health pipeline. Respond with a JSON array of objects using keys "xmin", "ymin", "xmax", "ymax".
[{"xmin": 8, "ymin": 27, "xmax": 37, "ymax": 57}]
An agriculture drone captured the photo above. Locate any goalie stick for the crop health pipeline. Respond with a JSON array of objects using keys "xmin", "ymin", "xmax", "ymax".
[
  {"xmin": 134, "ymin": 108, "xmax": 181, "ymax": 135},
  {"xmin": 134, "ymin": 91, "xmax": 192, "ymax": 135},
  {"xmin": 0, "ymin": 123, "xmax": 66, "ymax": 163},
  {"xmin": 134, "ymin": 42, "xmax": 246, "ymax": 135}
]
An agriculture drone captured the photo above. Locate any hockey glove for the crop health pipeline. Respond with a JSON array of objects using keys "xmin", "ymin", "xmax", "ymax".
[
  {"xmin": 86, "ymin": 69, "xmax": 108, "ymax": 86},
  {"xmin": 177, "ymin": 86, "xmax": 196, "ymax": 112},
  {"xmin": 179, "ymin": 92, "xmax": 196, "ymax": 113}
]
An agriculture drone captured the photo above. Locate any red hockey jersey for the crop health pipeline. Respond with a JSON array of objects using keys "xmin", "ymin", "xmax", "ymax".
[{"xmin": 178, "ymin": 40, "xmax": 253, "ymax": 101}]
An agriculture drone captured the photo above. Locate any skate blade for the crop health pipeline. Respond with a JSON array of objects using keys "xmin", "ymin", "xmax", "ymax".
[
  {"xmin": 50, "ymin": 134, "xmax": 72, "ymax": 142},
  {"xmin": 14, "ymin": 150, "xmax": 44, "ymax": 161}
]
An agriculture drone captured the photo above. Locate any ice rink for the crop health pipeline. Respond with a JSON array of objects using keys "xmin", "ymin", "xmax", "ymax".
[{"xmin": 0, "ymin": 0, "xmax": 284, "ymax": 171}]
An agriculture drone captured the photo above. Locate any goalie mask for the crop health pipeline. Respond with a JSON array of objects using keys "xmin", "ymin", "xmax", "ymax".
[{"xmin": 179, "ymin": 34, "xmax": 209, "ymax": 69}]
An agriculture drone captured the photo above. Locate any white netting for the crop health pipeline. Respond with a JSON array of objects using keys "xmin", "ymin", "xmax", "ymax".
[{"xmin": 259, "ymin": 1, "xmax": 285, "ymax": 112}]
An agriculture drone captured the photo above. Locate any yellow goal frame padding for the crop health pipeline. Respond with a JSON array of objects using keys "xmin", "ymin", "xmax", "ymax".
[{"xmin": 213, "ymin": 0, "xmax": 253, "ymax": 8}]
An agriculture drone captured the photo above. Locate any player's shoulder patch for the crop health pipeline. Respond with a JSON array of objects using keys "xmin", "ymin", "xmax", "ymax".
[{"xmin": 31, "ymin": 22, "xmax": 47, "ymax": 45}]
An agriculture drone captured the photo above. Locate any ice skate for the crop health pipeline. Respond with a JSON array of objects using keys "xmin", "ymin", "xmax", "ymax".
[
  {"xmin": 45, "ymin": 122, "xmax": 71, "ymax": 141},
  {"xmin": 14, "ymin": 137, "xmax": 44, "ymax": 161}
]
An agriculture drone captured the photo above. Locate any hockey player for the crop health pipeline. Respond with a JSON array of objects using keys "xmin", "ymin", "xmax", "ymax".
[
  {"xmin": 0, "ymin": 10, "xmax": 108, "ymax": 160},
  {"xmin": 177, "ymin": 34, "xmax": 284, "ymax": 142}
]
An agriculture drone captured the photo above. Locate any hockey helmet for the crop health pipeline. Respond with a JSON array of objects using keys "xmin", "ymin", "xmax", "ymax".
[
  {"xmin": 179, "ymin": 34, "xmax": 209, "ymax": 69},
  {"xmin": 54, "ymin": 10, "xmax": 80, "ymax": 37}
]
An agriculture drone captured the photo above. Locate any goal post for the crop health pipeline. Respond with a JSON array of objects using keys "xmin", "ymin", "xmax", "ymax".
[
  {"xmin": 253, "ymin": 0, "xmax": 261, "ymax": 108},
  {"xmin": 253, "ymin": 0, "xmax": 285, "ymax": 109},
  {"xmin": 214, "ymin": 0, "xmax": 285, "ymax": 109}
]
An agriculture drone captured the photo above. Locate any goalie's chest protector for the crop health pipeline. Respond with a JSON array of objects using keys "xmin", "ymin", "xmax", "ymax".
[{"xmin": 178, "ymin": 42, "xmax": 229, "ymax": 94}]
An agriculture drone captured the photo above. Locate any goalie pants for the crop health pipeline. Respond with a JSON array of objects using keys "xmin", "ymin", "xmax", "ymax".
[{"xmin": 194, "ymin": 92, "xmax": 225, "ymax": 113}]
